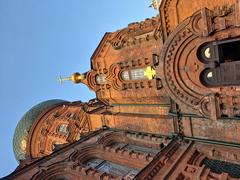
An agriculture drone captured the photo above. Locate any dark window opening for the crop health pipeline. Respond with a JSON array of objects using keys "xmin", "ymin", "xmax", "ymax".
[
  {"xmin": 198, "ymin": 38, "xmax": 240, "ymax": 64},
  {"xmin": 53, "ymin": 112, "xmax": 60, "ymax": 118},
  {"xmin": 52, "ymin": 141, "xmax": 62, "ymax": 151},
  {"xmin": 203, "ymin": 158, "xmax": 240, "ymax": 178},
  {"xmin": 200, "ymin": 62, "xmax": 240, "ymax": 87},
  {"xmin": 156, "ymin": 78, "xmax": 163, "ymax": 90},
  {"xmin": 218, "ymin": 39, "xmax": 240, "ymax": 63},
  {"xmin": 198, "ymin": 39, "xmax": 240, "ymax": 87},
  {"xmin": 197, "ymin": 43, "xmax": 217, "ymax": 64},
  {"xmin": 200, "ymin": 68, "xmax": 218, "ymax": 87},
  {"xmin": 152, "ymin": 54, "xmax": 160, "ymax": 66},
  {"xmin": 160, "ymin": 143, "xmax": 164, "ymax": 149}
]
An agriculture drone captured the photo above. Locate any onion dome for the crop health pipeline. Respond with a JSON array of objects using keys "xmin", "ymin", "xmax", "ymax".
[{"xmin": 13, "ymin": 99, "xmax": 67, "ymax": 162}]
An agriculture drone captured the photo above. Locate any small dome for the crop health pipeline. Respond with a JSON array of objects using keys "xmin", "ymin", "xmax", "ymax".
[{"xmin": 13, "ymin": 99, "xmax": 67, "ymax": 162}]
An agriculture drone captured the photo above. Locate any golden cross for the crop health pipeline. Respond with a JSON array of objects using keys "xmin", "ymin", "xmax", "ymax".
[{"xmin": 144, "ymin": 66, "xmax": 156, "ymax": 80}]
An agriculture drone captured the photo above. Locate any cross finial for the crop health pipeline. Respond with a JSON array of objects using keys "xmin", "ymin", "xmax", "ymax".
[
  {"xmin": 57, "ymin": 73, "xmax": 85, "ymax": 84},
  {"xmin": 149, "ymin": 0, "xmax": 161, "ymax": 10},
  {"xmin": 57, "ymin": 76, "xmax": 72, "ymax": 84},
  {"xmin": 144, "ymin": 66, "xmax": 156, "ymax": 80}
]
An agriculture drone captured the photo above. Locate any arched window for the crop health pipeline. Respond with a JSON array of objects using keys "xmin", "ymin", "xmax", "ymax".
[
  {"xmin": 198, "ymin": 39, "xmax": 240, "ymax": 87},
  {"xmin": 203, "ymin": 158, "xmax": 240, "ymax": 178},
  {"xmin": 130, "ymin": 68, "xmax": 146, "ymax": 80},
  {"xmin": 200, "ymin": 68, "xmax": 217, "ymax": 87},
  {"xmin": 121, "ymin": 68, "xmax": 148, "ymax": 81},
  {"xmin": 58, "ymin": 124, "xmax": 69, "ymax": 134},
  {"xmin": 200, "ymin": 65, "xmax": 240, "ymax": 87},
  {"xmin": 84, "ymin": 158, "xmax": 139, "ymax": 179}
]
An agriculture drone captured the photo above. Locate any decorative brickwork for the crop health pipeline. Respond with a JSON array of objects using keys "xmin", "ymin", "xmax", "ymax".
[{"xmin": 6, "ymin": 1, "xmax": 240, "ymax": 179}]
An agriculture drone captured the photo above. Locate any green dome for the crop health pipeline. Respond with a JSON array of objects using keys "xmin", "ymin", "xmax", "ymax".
[{"xmin": 13, "ymin": 99, "xmax": 67, "ymax": 162}]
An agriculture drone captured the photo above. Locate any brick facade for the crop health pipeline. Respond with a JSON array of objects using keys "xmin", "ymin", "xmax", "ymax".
[{"xmin": 6, "ymin": 0, "xmax": 240, "ymax": 179}]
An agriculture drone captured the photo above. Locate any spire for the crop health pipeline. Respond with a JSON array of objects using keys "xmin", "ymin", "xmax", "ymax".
[{"xmin": 58, "ymin": 73, "xmax": 85, "ymax": 84}]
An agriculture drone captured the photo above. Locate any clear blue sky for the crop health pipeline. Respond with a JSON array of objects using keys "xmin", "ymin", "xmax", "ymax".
[{"xmin": 0, "ymin": 0, "xmax": 157, "ymax": 177}]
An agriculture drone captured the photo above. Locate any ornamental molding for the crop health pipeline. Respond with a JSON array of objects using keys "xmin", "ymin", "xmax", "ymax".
[
  {"xmin": 109, "ymin": 16, "xmax": 161, "ymax": 50},
  {"xmin": 158, "ymin": 4, "xmax": 240, "ymax": 119}
]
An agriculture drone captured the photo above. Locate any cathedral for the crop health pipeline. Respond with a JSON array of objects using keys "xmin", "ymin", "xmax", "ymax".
[{"xmin": 4, "ymin": 0, "xmax": 240, "ymax": 179}]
